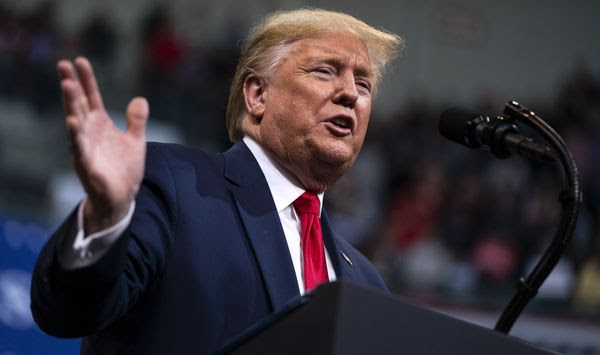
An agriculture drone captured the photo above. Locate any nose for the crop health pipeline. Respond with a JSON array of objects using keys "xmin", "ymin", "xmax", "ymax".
[{"xmin": 332, "ymin": 72, "xmax": 359, "ymax": 109}]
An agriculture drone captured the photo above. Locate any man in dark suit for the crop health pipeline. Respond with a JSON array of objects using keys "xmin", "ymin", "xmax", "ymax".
[{"xmin": 30, "ymin": 8, "xmax": 403, "ymax": 354}]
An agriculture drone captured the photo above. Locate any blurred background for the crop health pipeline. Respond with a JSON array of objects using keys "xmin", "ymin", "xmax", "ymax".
[{"xmin": 1, "ymin": 0, "xmax": 599, "ymax": 353}]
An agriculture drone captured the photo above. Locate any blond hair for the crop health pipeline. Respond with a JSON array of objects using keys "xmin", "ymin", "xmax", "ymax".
[{"xmin": 226, "ymin": 8, "xmax": 404, "ymax": 142}]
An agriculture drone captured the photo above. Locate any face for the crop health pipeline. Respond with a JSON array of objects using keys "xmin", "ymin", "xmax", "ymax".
[{"xmin": 246, "ymin": 32, "xmax": 374, "ymax": 192}]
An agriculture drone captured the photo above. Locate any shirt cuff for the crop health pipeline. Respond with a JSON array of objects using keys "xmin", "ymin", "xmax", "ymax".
[{"xmin": 58, "ymin": 198, "xmax": 135, "ymax": 270}]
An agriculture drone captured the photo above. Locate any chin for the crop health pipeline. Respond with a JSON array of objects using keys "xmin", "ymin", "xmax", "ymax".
[
  {"xmin": 295, "ymin": 147, "xmax": 356, "ymax": 193},
  {"xmin": 315, "ymin": 146, "xmax": 357, "ymax": 170}
]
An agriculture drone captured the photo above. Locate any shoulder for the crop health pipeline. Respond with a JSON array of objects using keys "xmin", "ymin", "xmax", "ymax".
[
  {"xmin": 144, "ymin": 142, "xmax": 225, "ymax": 178},
  {"xmin": 146, "ymin": 142, "xmax": 221, "ymax": 164}
]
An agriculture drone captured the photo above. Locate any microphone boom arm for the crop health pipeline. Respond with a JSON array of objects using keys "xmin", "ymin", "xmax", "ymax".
[{"xmin": 494, "ymin": 101, "xmax": 582, "ymax": 334}]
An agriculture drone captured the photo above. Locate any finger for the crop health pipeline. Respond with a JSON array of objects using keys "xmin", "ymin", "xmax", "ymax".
[
  {"xmin": 58, "ymin": 59, "xmax": 90, "ymax": 119},
  {"xmin": 65, "ymin": 115, "xmax": 82, "ymax": 158},
  {"xmin": 126, "ymin": 97, "xmax": 149, "ymax": 139},
  {"xmin": 57, "ymin": 59, "xmax": 77, "ymax": 81},
  {"xmin": 74, "ymin": 57, "xmax": 105, "ymax": 111},
  {"xmin": 57, "ymin": 60, "xmax": 78, "ymax": 116},
  {"xmin": 61, "ymin": 79, "xmax": 89, "ymax": 120}
]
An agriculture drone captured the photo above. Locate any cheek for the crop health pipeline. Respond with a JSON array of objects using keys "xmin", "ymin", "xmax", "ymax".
[
  {"xmin": 356, "ymin": 102, "xmax": 371, "ymax": 135},
  {"xmin": 260, "ymin": 109, "xmax": 303, "ymax": 145}
]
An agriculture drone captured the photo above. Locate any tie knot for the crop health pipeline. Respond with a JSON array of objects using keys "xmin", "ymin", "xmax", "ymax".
[{"xmin": 293, "ymin": 192, "xmax": 320, "ymax": 215}]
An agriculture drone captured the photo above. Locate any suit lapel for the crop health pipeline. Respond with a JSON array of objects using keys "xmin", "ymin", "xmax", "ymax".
[
  {"xmin": 321, "ymin": 210, "xmax": 358, "ymax": 282},
  {"xmin": 223, "ymin": 142, "xmax": 299, "ymax": 311}
]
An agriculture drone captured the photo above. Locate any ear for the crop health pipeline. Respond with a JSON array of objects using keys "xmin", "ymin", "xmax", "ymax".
[{"xmin": 243, "ymin": 74, "xmax": 267, "ymax": 120}]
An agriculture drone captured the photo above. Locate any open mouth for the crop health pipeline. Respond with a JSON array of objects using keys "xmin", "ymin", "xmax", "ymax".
[{"xmin": 327, "ymin": 115, "xmax": 354, "ymax": 132}]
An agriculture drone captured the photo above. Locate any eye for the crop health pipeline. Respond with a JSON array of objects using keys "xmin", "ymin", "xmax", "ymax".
[
  {"xmin": 356, "ymin": 79, "xmax": 372, "ymax": 93},
  {"xmin": 313, "ymin": 67, "xmax": 335, "ymax": 76}
]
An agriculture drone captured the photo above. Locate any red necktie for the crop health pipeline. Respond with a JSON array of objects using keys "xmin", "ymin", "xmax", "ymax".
[{"xmin": 293, "ymin": 192, "xmax": 328, "ymax": 291}]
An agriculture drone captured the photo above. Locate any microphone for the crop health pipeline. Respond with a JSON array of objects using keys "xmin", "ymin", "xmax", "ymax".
[{"xmin": 439, "ymin": 107, "xmax": 557, "ymax": 162}]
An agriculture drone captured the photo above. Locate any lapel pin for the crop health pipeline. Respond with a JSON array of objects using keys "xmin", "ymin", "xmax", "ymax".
[{"xmin": 340, "ymin": 250, "xmax": 353, "ymax": 267}]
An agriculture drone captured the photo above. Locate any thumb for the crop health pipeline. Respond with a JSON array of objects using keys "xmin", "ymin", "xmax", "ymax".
[{"xmin": 126, "ymin": 97, "xmax": 149, "ymax": 138}]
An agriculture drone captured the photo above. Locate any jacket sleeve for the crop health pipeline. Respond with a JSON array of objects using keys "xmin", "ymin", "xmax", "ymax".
[{"xmin": 30, "ymin": 143, "xmax": 178, "ymax": 338}]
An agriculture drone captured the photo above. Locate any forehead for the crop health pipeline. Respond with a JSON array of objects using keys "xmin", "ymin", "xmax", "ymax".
[{"xmin": 285, "ymin": 33, "xmax": 374, "ymax": 77}]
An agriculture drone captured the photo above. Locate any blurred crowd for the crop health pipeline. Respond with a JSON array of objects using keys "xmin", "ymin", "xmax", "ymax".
[
  {"xmin": 356, "ymin": 64, "xmax": 600, "ymax": 316},
  {"xmin": 1, "ymin": 2, "xmax": 600, "ymax": 318},
  {"xmin": 348, "ymin": 72, "xmax": 600, "ymax": 315},
  {"xmin": 0, "ymin": 2, "xmax": 240, "ymax": 148}
]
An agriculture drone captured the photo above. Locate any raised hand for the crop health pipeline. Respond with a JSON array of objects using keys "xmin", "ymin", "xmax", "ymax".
[{"xmin": 58, "ymin": 57, "xmax": 149, "ymax": 235}]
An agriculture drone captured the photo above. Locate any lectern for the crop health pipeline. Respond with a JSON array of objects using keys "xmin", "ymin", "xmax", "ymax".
[{"xmin": 217, "ymin": 281, "xmax": 556, "ymax": 355}]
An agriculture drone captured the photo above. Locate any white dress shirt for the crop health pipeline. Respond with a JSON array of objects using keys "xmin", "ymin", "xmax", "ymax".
[
  {"xmin": 60, "ymin": 137, "xmax": 336, "ymax": 295},
  {"xmin": 243, "ymin": 136, "xmax": 337, "ymax": 294}
]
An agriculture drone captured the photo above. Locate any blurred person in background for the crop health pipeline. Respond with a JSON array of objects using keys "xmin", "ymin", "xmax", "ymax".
[{"xmin": 29, "ymin": 8, "xmax": 402, "ymax": 354}]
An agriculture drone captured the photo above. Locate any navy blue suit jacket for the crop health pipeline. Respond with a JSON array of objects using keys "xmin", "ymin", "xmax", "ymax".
[{"xmin": 31, "ymin": 141, "xmax": 387, "ymax": 354}]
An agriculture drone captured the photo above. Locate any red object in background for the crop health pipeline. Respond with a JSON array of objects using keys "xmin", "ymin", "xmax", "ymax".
[
  {"xmin": 472, "ymin": 234, "xmax": 519, "ymax": 282},
  {"xmin": 387, "ymin": 194, "xmax": 438, "ymax": 250},
  {"xmin": 148, "ymin": 32, "xmax": 183, "ymax": 71}
]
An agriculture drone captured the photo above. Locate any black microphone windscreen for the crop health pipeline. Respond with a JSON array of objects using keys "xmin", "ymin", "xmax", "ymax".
[{"xmin": 439, "ymin": 107, "xmax": 480, "ymax": 146}]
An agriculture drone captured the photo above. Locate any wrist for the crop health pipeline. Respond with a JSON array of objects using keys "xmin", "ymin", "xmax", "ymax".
[{"xmin": 83, "ymin": 198, "xmax": 132, "ymax": 236}]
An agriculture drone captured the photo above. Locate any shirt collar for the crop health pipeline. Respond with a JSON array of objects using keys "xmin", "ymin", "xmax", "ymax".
[{"xmin": 243, "ymin": 136, "xmax": 324, "ymax": 214}]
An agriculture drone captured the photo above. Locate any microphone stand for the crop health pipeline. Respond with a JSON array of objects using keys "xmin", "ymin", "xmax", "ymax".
[{"xmin": 494, "ymin": 101, "xmax": 582, "ymax": 334}]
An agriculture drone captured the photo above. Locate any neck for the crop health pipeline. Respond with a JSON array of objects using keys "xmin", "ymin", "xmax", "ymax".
[{"xmin": 243, "ymin": 135, "xmax": 343, "ymax": 193}]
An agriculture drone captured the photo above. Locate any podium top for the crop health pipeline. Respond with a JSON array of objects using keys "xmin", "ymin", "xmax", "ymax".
[{"xmin": 218, "ymin": 281, "xmax": 557, "ymax": 355}]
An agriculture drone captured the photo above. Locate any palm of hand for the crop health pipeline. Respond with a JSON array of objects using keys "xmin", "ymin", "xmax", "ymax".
[
  {"xmin": 59, "ymin": 57, "xmax": 149, "ymax": 232},
  {"xmin": 73, "ymin": 106, "xmax": 146, "ymax": 212}
]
